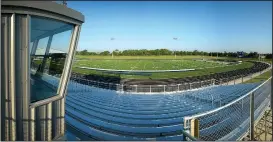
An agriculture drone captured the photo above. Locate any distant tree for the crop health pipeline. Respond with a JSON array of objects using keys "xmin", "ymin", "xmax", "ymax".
[
  {"xmin": 100, "ymin": 51, "xmax": 110, "ymax": 55},
  {"xmin": 80, "ymin": 49, "xmax": 89, "ymax": 55},
  {"xmin": 265, "ymin": 54, "xmax": 272, "ymax": 59}
]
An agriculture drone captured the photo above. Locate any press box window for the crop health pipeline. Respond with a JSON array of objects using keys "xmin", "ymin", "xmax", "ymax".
[{"xmin": 30, "ymin": 16, "xmax": 74, "ymax": 103}]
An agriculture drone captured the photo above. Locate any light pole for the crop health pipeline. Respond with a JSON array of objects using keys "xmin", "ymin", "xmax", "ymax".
[
  {"xmin": 111, "ymin": 37, "xmax": 115, "ymax": 58},
  {"xmin": 173, "ymin": 37, "xmax": 178, "ymax": 59}
]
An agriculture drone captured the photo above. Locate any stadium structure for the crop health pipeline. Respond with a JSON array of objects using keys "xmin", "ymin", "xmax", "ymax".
[{"xmin": 1, "ymin": 1, "xmax": 272, "ymax": 141}]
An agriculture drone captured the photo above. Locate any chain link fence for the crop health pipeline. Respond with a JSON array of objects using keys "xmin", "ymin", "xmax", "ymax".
[{"xmin": 183, "ymin": 77, "xmax": 271, "ymax": 141}]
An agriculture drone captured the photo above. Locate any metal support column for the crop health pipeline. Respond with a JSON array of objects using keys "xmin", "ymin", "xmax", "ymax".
[
  {"xmin": 36, "ymin": 105, "xmax": 46, "ymax": 140},
  {"xmin": 1, "ymin": 14, "xmax": 11, "ymax": 141},
  {"xmin": 9, "ymin": 13, "xmax": 17, "ymax": 141},
  {"xmin": 15, "ymin": 14, "xmax": 31, "ymax": 141},
  {"xmin": 40, "ymin": 36, "xmax": 53, "ymax": 73},
  {"xmin": 250, "ymin": 92, "xmax": 254, "ymax": 140},
  {"xmin": 46, "ymin": 103, "xmax": 52, "ymax": 140}
]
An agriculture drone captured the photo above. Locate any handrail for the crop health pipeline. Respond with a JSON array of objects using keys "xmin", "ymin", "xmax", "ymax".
[
  {"xmin": 181, "ymin": 130, "xmax": 200, "ymax": 141},
  {"xmin": 184, "ymin": 76, "xmax": 272, "ymax": 122}
]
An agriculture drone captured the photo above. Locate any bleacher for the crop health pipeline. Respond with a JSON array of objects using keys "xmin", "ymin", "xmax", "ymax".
[{"xmin": 62, "ymin": 78, "xmax": 261, "ymax": 141}]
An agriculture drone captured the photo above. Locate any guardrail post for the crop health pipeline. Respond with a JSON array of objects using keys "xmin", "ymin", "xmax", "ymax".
[
  {"xmin": 250, "ymin": 92, "xmax": 254, "ymax": 140},
  {"xmin": 213, "ymin": 79, "xmax": 215, "ymax": 85},
  {"xmin": 150, "ymin": 85, "xmax": 151, "ymax": 93},
  {"xmin": 136, "ymin": 85, "xmax": 138, "ymax": 93},
  {"xmin": 211, "ymin": 94, "xmax": 214, "ymax": 106},
  {"xmin": 121, "ymin": 84, "xmax": 124, "ymax": 92},
  {"xmin": 190, "ymin": 119, "xmax": 200, "ymax": 139},
  {"xmin": 164, "ymin": 85, "xmax": 166, "ymax": 93},
  {"xmin": 178, "ymin": 84, "xmax": 180, "ymax": 92},
  {"xmin": 241, "ymin": 99, "xmax": 244, "ymax": 121}
]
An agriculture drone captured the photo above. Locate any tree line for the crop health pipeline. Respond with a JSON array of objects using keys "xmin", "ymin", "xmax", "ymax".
[{"xmin": 76, "ymin": 49, "xmax": 272, "ymax": 59}]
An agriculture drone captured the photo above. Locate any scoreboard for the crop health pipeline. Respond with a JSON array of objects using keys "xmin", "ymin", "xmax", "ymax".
[{"xmin": 237, "ymin": 51, "xmax": 244, "ymax": 58}]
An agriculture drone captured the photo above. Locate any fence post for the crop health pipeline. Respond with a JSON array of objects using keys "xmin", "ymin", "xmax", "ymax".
[
  {"xmin": 190, "ymin": 119, "xmax": 200, "ymax": 139},
  {"xmin": 250, "ymin": 92, "xmax": 254, "ymax": 140},
  {"xmin": 212, "ymin": 79, "xmax": 215, "ymax": 85},
  {"xmin": 211, "ymin": 94, "xmax": 214, "ymax": 106}
]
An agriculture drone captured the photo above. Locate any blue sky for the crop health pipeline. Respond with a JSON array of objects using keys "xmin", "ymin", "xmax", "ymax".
[{"xmin": 68, "ymin": 1, "xmax": 272, "ymax": 53}]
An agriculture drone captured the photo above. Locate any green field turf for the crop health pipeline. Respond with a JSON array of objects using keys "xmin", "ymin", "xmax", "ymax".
[
  {"xmin": 74, "ymin": 59, "xmax": 227, "ymax": 70},
  {"xmin": 75, "ymin": 55, "xmax": 272, "ymax": 63},
  {"xmin": 72, "ymin": 55, "xmax": 256, "ymax": 79},
  {"xmin": 76, "ymin": 55, "xmax": 223, "ymax": 60}
]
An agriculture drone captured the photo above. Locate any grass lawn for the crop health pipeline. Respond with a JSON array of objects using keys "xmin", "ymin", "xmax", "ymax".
[
  {"xmin": 76, "ymin": 55, "xmax": 231, "ymax": 60},
  {"xmin": 244, "ymin": 69, "xmax": 272, "ymax": 84},
  {"xmin": 74, "ymin": 59, "xmax": 227, "ymax": 70},
  {"xmin": 72, "ymin": 55, "xmax": 256, "ymax": 79}
]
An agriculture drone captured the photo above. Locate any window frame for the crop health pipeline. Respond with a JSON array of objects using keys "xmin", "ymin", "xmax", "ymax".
[
  {"xmin": 2, "ymin": 11, "xmax": 81, "ymax": 108},
  {"xmin": 28, "ymin": 15, "xmax": 81, "ymax": 108}
]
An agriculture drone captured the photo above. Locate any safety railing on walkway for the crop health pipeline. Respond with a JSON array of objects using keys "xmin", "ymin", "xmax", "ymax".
[
  {"xmin": 183, "ymin": 77, "xmax": 272, "ymax": 141},
  {"xmin": 69, "ymin": 76, "xmax": 216, "ymax": 93}
]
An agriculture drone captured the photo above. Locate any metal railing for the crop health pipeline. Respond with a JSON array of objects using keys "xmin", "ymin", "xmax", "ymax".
[
  {"xmin": 68, "ymin": 63, "xmax": 271, "ymax": 93},
  {"xmin": 68, "ymin": 77, "xmax": 216, "ymax": 93},
  {"xmin": 182, "ymin": 130, "xmax": 200, "ymax": 141},
  {"xmin": 183, "ymin": 77, "xmax": 272, "ymax": 141}
]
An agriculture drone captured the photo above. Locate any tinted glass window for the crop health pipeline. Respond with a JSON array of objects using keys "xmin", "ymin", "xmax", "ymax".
[{"xmin": 30, "ymin": 16, "xmax": 74, "ymax": 103}]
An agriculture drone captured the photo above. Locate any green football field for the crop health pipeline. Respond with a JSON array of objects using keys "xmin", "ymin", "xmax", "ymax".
[
  {"xmin": 71, "ymin": 55, "xmax": 257, "ymax": 79},
  {"xmin": 74, "ymin": 59, "xmax": 227, "ymax": 70}
]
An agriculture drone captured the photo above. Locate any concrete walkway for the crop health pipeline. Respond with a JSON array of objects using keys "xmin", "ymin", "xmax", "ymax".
[{"xmin": 222, "ymin": 66, "xmax": 272, "ymax": 85}]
